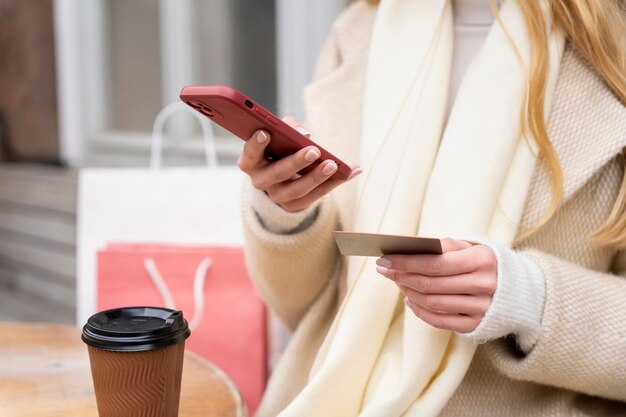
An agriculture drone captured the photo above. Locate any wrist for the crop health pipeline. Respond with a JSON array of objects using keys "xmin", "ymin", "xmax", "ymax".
[
  {"xmin": 247, "ymin": 179, "xmax": 320, "ymax": 234},
  {"xmin": 458, "ymin": 237, "xmax": 546, "ymax": 353}
]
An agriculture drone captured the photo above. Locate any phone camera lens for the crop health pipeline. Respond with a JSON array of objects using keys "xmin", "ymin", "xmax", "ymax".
[
  {"xmin": 245, "ymin": 100, "xmax": 254, "ymax": 109},
  {"xmin": 200, "ymin": 107, "xmax": 214, "ymax": 117},
  {"xmin": 187, "ymin": 100, "xmax": 202, "ymax": 109}
]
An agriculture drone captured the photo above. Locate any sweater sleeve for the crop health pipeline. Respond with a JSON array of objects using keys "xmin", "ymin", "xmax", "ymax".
[
  {"xmin": 483, "ymin": 248, "xmax": 626, "ymax": 402},
  {"xmin": 459, "ymin": 239, "xmax": 545, "ymax": 353},
  {"xmin": 242, "ymin": 179, "xmax": 341, "ymax": 330},
  {"xmin": 248, "ymin": 181, "xmax": 320, "ymax": 234},
  {"xmin": 240, "ymin": 19, "xmax": 348, "ymax": 330}
]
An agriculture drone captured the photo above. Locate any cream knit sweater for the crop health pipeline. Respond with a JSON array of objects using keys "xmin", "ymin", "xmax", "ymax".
[{"xmin": 243, "ymin": 3, "xmax": 626, "ymax": 416}]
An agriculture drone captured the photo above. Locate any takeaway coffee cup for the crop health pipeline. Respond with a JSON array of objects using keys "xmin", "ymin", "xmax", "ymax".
[{"xmin": 82, "ymin": 306, "xmax": 191, "ymax": 417}]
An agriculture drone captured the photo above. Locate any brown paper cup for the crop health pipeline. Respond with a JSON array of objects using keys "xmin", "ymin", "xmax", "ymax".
[
  {"xmin": 87, "ymin": 342, "xmax": 185, "ymax": 417},
  {"xmin": 82, "ymin": 307, "xmax": 191, "ymax": 417}
]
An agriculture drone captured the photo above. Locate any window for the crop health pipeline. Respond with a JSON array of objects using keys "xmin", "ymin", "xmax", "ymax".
[{"xmin": 54, "ymin": 0, "xmax": 347, "ymax": 167}]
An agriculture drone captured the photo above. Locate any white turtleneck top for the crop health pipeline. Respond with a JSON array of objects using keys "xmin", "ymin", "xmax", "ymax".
[{"xmin": 449, "ymin": 0, "xmax": 497, "ymax": 111}]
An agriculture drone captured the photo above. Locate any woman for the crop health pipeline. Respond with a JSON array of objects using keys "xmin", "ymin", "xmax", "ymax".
[{"xmin": 238, "ymin": 0, "xmax": 626, "ymax": 415}]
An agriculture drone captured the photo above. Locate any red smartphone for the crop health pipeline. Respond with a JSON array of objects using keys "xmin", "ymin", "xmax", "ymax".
[{"xmin": 179, "ymin": 85, "xmax": 352, "ymax": 180}]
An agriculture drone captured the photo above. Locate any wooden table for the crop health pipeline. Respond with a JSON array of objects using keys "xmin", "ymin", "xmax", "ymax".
[{"xmin": 0, "ymin": 322, "xmax": 246, "ymax": 417}]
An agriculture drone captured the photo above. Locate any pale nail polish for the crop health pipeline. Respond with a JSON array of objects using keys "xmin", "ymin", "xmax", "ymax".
[
  {"xmin": 256, "ymin": 130, "xmax": 268, "ymax": 143},
  {"xmin": 376, "ymin": 257, "xmax": 392, "ymax": 268},
  {"xmin": 322, "ymin": 162, "xmax": 337, "ymax": 176},
  {"xmin": 296, "ymin": 126, "xmax": 311, "ymax": 137},
  {"xmin": 349, "ymin": 168, "xmax": 364, "ymax": 180},
  {"xmin": 376, "ymin": 265, "xmax": 388, "ymax": 276},
  {"xmin": 305, "ymin": 149, "xmax": 320, "ymax": 162}
]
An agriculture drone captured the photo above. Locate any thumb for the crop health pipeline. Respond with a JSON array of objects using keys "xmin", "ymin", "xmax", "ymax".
[
  {"xmin": 440, "ymin": 237, "xmax": 474, "ymax": 253},
  {"xmin": 282, "ymin": 115, "xmax": 311, "ymax": 138}
]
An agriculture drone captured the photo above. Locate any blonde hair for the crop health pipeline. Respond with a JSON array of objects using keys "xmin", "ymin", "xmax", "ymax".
[
  {"xmin": 364, "ymin": 0, "xmax": 626, "ymax": 247},
  {"xmin": 515, "ymin": 0, "xmax": 626, "ymax": 246}
]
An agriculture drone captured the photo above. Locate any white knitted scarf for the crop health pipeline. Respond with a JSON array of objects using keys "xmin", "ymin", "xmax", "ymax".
[{"xmin": 280, "ymin": 0, "xmax": 564, "ymax": 415}]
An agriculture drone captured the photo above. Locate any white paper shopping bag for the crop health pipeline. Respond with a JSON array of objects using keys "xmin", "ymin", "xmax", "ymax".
[{"xmin": 77, "ymin": 102, "xmax": 246, "ymax": 323}]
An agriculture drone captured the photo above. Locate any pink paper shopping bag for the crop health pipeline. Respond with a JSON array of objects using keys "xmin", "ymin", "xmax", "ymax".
[{"xmin": 97, "ymin": 243, "xmax": 266, "ymax": 415}]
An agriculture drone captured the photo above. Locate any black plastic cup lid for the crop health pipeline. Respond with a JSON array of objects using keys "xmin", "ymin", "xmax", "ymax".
[{"xmin": 81, "ymin": 306, "xmax": 191, "ymax": 352}]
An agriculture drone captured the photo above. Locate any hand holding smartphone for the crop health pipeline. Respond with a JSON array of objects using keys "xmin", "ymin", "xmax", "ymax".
[
  {"xmin": 180, "ymin": 85, "xmax": 361, "ymax": 213},
  {"xmin": 180, "ymin": 85, "xmax": 353, "ymax": 179}
]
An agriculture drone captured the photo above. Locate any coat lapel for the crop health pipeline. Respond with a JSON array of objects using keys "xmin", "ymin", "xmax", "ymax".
[{"xmin": 522, "ymin": 48, "xmax": 626, "ymax": 228}]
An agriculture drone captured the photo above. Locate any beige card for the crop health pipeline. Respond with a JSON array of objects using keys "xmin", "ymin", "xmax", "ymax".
[{"xmin": 333, "ymin": 231, "xmax": 443, "ymax": 257}]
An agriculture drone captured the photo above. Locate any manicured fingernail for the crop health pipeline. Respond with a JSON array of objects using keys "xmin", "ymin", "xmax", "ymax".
[
  {"xmin": 322, "ymin": 162, "xmax": 337, "ymax": 176},
  {"xmin": 376, "ymin": 257, "xmax": 392, "ymax": 268},
  {"xmin": 349, "ymin": 168, "xmax": 363, "ymax": 180},
  {"xmin": 376, "ymin": 265, "xmax": 388, "ymax": 276},
  {"xmin": 305, "ymin": 149, "xmax": 320, "ymax": 162},
  {"xmin": 256, "ymin": 130, "xmax": 268, "ymax": 143},
  {"xmin": 296, "ymin": 126, "xmax": 311, "ymax": 137}
]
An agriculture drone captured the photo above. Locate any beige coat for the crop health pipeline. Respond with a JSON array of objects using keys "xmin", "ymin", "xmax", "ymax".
[{"xmin": 242, "ymin": 3, "xmax": 626, "ymax": 416}]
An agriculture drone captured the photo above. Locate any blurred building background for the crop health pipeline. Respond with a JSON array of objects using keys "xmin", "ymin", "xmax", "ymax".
[{"xmin": 0, "ymin": 0, "xmax": 348, "ymax": 323}]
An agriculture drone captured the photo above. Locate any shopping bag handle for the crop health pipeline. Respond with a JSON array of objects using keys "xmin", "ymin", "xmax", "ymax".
[
  {"xmin": 150, "ymin": 102, "xmax": 219, "ymax": 169},
  {"xmin": 144, "ymin": 257, "xmax": 212, "ymax": 332}
]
